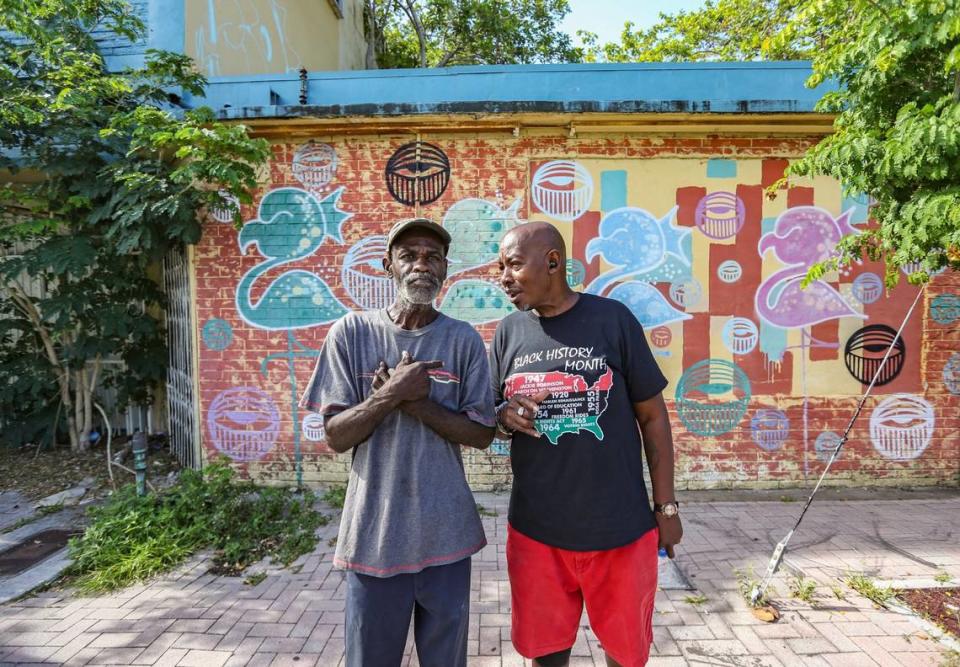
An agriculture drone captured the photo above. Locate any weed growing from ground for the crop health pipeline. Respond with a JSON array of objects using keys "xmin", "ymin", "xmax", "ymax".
[
  {"xmin": 789, "ymin": 575, "xmax": 817, "ymax": 603},
  {"xmin": 846, "ymin": 573, "xmax": 896, "ymax": 608},
  {"xmin": 66, "ymin": 462, "xmax": 328, "ymax": 593},
  {"xmin": 830, "ymin": 584, "xmax": 846, "ymax": 600},
  {"xmin": 323, "ymin": 484, "xmax": 347, "ymax": 509},
  {"xmin": 684, "ymin": 594, "xmax": 708, "ymax": 606},
  {"xmin": 476, "ymin": 504, "xmax": 499, "ymax": 517},
  {"xmin": 244, "ymin": 572, "xmax": 267, "ymax": 586},
  {"xmin": 934, "ymin": 571, "xmax": 953, "ymax": 584}
]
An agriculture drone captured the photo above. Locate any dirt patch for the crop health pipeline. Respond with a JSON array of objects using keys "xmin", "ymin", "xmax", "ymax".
[
  {"xmin": 0, "ymin": 438, "xmax": 180, "ymax": 502},
  {"xmin": 897, "ymin": 587, "xmax": 960, "ymax": 638}
]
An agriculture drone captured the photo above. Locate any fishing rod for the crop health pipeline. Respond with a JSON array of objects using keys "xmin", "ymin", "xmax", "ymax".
[{"xmin": 749, "ymin": 284, "xmax": 926, "ymax": 606}]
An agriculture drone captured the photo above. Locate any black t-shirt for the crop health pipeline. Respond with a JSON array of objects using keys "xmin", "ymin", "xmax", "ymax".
[{"xmin": 489, "ymin": 293, "xmax": 668, "ymax": 551}]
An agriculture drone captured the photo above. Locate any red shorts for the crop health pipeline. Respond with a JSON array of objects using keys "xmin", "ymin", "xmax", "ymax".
[{"xmin": 506, "ymin": 524, "xmax": 658, "ymax": 667}]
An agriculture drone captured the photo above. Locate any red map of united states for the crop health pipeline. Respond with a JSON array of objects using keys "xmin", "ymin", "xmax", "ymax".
[{"xmin": 504, "ymin": 368, "xmax": 614, "ymax": 444}]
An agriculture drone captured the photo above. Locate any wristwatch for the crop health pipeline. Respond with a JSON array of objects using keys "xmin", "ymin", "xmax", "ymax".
[{"xmin": 654, "ymin": 501, "xmax": 680, "ymax": 518}]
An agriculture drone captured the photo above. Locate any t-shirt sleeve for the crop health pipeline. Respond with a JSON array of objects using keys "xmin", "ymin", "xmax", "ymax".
[
  {"xmin": 619, "ymin": 304, "xmax": 669, "ymax": 403},
  {"xmin": 298, "ymin": 318, "xmax": 359, "ymax": 415},
  {"xmin": 459, "ymin": 329, "xmax": 496, "ymax": 427},
  {"xmin": 488, "ymin": 323, "xmax": 505, "ymax": 404}
]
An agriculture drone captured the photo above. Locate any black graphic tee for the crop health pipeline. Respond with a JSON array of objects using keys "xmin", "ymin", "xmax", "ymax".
[{"xmin": 489, "ymin": 293, "xmax": 668, "ymax": 551}]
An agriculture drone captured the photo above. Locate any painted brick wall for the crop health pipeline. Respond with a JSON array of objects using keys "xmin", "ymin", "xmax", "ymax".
[{"xmin": 193, "ymin": 131, "xmax": 960, "ymax": 490}]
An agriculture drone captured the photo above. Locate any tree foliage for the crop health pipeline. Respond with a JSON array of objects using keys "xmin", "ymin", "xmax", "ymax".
[
  {"xmin": 365, "ymin": 0, "xmax": 579, "ymax": 68},
  {"xmin": 578, "ymin": 0, "xmax": 811, "ymax": 63},
  {"xmin": 0, "ymin": 0, "xmax": 270, "ymax": 451},
  {"xmin": 778, "ymin": 0, "xmax": 960, "ymax": 285}
]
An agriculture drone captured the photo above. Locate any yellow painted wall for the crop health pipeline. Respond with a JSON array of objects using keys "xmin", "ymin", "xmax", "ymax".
[{"xmin": 185, "ymin": 0, "xmax": 366, "ymax": 77}]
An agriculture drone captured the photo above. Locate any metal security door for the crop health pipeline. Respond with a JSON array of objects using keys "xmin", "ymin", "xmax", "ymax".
[{"xmin": 163, "ymin": 245, "xmax": 199, "ymax": 469}]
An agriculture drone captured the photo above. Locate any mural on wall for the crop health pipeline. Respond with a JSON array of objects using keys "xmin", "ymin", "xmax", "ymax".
[
  {"xmin": 208, "ymin": 386, "xmax": 281, "ymax": 462},
  {"xmin": 293, "ymin": 142, "xmax": 338, "ymax": 193},
  {"xmin": 695, "ymin": 191, "xmax": 746, "ymax": 239},
  {"xmin": 755, "ymin": 207, "xmax": 863, "ymax": 330},
  {"xmin": 944, "ymin": 352, "xmax": 960, "ymax": 395},
  {"xmin": 931, "ymin": 294, "xmax": 960, "ymax": 325},
  {"xmin": 236, "ymin": 186, "xmax": 350, "ymax": 330},
  {"xmin": 210, "ymin": 190, "xmax": 240, "ymax": 224},
  {"xmin": 675, "ymin": 359, "xmax": 751, "ymax": 436},
  {"xmin": 869, "ymin": 394, "xmax": 935, "ymax": 461},
  {"xmin": 843, "ymin": 324, "xmax": 905, "ymax": 386},
  {"xmin": 195, "ymin": 146, "xmax": 948, "ymax": 483},
  {"xmin": 385, "ymin": 141, "xmax": 451, "ymax": 206},
  {"xmin": 531, "ymin": 160, "xmax": 595, "ymax": 222},
  {"xmin": 750, "ymin": 409, "xmax": 790, "ymax": 452},
  {"xmin": 202, "ymin": 318, "xmax": 234, "ymax": 351},
  {"xmin": 341, "ymin": 236, "xmax": 395, "ymax": 311}
]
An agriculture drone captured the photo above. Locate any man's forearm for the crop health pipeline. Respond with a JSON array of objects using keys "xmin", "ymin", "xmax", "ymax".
[
  {"xmin": 640, "ymin": 414, "xmax": 676, "ymax": 504},
  {"xmin": 401, "ymin": 399, "xmax": 495, "ymax": 449},
  {"xmin": 324, "ymin": 391, "xmax": 401, "ymax": 453}
]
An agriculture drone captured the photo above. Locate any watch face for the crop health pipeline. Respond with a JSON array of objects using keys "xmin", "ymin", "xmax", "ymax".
[{"xmin": 660, "ymin": 503, "xmax": 678, "ymax": 517}]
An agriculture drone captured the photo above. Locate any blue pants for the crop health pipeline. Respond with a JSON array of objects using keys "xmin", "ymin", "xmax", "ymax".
[{"xmin": 345, "ymin": 557, "xmax": 471, "ymax": 667}]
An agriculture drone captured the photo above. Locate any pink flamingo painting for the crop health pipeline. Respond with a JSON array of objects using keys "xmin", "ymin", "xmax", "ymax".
[{"xmin": 755, "ymin": 206, "xmax": 866, "ymax": 475}]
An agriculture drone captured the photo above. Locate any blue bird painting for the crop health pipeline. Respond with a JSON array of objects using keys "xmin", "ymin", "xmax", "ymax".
[{"xmin": 236, "ymin": 187, "xmax": 351, "ymax": 331}]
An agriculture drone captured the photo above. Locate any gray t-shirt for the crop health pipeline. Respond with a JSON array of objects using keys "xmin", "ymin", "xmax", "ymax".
[{"xmin": 300, "ymin": 309, "xmax": 494, "ymax": 577}]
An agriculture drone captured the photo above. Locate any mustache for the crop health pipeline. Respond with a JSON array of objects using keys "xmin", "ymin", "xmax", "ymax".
[{"xmin": 403, "ymin": 271, "xmax": 441, "ymax": 287}]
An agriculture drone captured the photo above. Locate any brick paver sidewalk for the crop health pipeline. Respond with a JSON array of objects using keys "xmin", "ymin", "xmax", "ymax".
[{"xmin": 1, "ymin": 492, "xmax": 959, "ymax": 666}]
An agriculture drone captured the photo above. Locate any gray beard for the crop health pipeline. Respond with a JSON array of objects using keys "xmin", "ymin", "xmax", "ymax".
[{"xmin": 396, "ymin": 279, "xmax": 440, "ymax": 305}]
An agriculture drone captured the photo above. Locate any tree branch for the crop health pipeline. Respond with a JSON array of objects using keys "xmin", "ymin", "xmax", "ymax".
[{"xmin": 398, "ymin": 0, "xmax": 428, "ymax": 67}]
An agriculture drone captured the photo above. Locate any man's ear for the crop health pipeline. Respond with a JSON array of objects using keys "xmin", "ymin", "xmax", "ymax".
[
  {"xmin": 547, "ymin": 250, "xmax": 562, "ymax": 273},
  {"xmin": 382, "ymin": 255, "xmax": 393, "ymax": 276}
]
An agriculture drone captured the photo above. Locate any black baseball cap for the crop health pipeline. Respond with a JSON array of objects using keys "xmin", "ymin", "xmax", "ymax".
[{"xmin": 386, "ymin": 217, "xmax": 451, "ymax": 254}]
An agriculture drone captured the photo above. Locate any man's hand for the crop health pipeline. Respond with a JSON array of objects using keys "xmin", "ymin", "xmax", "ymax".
[
  {"xmin": 499, "ymin": 390, "xmax": 551, "ymax": 438},
  {"xmin": 372, "ymin": 352, "xmax": 442, "ymax": 403},
  {"xmin": 656, "ymin": 514, "xmax": 683, "ymax": 559}
]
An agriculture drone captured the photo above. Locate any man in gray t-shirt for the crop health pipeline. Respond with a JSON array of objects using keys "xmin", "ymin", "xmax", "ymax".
[{"xmin": 300, "ymin": 217, "xmax": 495, "ymax": 667}]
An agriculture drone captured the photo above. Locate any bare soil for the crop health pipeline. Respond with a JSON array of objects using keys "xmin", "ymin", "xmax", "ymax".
[
  {"xmin": 897, "ymin": 587, "xmax": 960, "ymax": 639},
  {"xmin": 0, "ymin": 437, "xmax": 180, "ymax": 501}
]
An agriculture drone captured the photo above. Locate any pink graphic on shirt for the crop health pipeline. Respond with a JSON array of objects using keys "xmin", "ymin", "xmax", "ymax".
[{"xmin": 505, "ymin": 368, "xmax": 614, "ymax": 445}]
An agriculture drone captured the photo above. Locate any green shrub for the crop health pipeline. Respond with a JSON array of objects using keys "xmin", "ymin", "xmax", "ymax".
[{"xmin": 67, "ymin": 462, "xmax": 327, "ymax": 593}]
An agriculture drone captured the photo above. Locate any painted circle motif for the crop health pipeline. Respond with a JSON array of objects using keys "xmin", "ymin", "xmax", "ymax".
[
  {"xmin": 694, "ymin": 191, "xmax": 746, "ymax": 239},
  {"xmin": 341, "ymin": 235, "xmax": 396, "ymax": 310},
  {"xmin": 943, "ymin": 352, "xmax": 960, "ymax": 395},
  {"xmin": 931, "ymin": 294, "xmax": 960, "ymax": 325},
  {"xmin": 815, "ymin": 431, "xmax": 843, "ymax": 462},
  {"xmin": 650, "ymin": 326, "xmax": 672, "ymax": 348},
  {"xmin": 301, "ymin": 413, "xmax": 326, "ymax": 442},
  {"xmin": 675, "ymin": 359, "xmax": 751, "ymax": 436},
  {"xmin": 669, "ymin": 278, "xmax": 702, "ymax": 309},
  {"xmin": 868, "ymin": 394, "xmax": 934, "ymax": 461},
  {"xmin": 750, "ymin": 409, "xmax": 789, "ymax": 452},
  {"xmin": 531, "ymin": 160, "xmax": 594, "ymax": 222},
  {"xmin": 202, "ymin": 318, "xmax": 233, "ymax": 351},
  {"xmin": 722, "ymin": 317, "xmax": 759, "ymax": 355},
  {"xmin": 207, "ymin": 387, "xmax": 280, "ymax": 462},
  {"xmin": 901, "ymin": 261, "xmax": 923, "ymax": 276},
  {"xmin": 843, "ymin": 324, "xmax": 905, "ymax": 386},
  {"xmin": 292, "ymin": 142, "xmax": 338, "ymax": 190},
  {"xmin": 565, "ymin": 259, "xmax": 586, "ymax": 287},
  {"xmin": 717, "ymin": 260, "xmax": 742, "ymax": 283},
  {"xmin": 385, "ymin": 141, "xmax": 450, "ymax": 206},
  {"xmin": 209, "ymin": 190, "xmax": 239, "ymax": 224},
  {"xmin": 851, "ymin": 272, "xmax": 883, "ymax": 304}
]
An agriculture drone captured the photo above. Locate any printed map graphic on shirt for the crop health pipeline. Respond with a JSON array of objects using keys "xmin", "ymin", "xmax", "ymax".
[{"xmin": 504, "ymin": 368, "xmax": 614, "ymax": 444}]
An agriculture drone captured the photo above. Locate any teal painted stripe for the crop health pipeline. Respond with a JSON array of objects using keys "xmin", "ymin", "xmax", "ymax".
[
  {"xmin": 706, "ymin": 159, "xmax": 737, "ymax": 178},
  {"xmin": 601, "ymin": 170, "xmax": 627, "ymax": 211}
]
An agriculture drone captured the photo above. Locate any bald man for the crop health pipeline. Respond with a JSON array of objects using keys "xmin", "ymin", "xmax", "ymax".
[{"xmin": 489, "ymin": 222, "xmax": 682, "ymax": 667}]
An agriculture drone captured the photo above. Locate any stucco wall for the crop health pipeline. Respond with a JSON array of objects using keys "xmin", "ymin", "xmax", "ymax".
[
  {"xmin": 192, "ymin": 129, "xmax": 960, "ymax": 490},
  {"xmin": 184, "ymin": 0, "xmax": 365, "ymax": 77}
]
